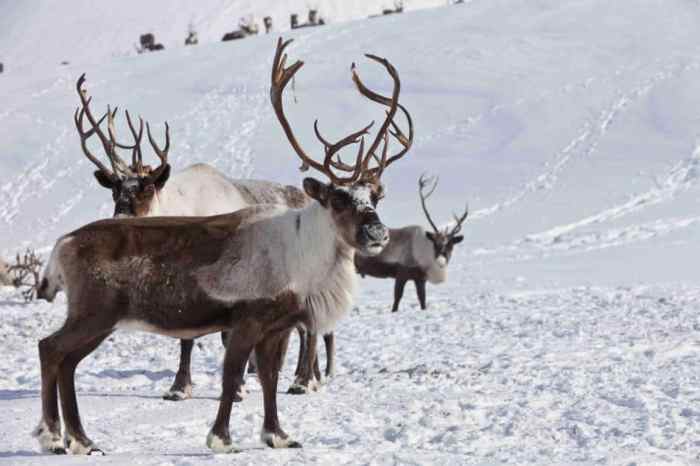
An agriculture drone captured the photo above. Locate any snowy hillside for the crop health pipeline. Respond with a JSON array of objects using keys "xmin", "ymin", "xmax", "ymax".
[
  {"xmin": 0, "ymin": 0, "xmax": 450, "ymax": 73},
  {"xmin": 2, "ymin": 0, "xmax": 700, "ymax": 464}
]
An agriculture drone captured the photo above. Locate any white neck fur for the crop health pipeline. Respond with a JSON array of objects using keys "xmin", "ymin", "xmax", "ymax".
[{"xmin": 285, "ymin": 202, "xmax": 357, "ymax": 334}]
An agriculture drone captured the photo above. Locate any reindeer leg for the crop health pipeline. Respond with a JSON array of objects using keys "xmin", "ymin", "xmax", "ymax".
[
  {"xmin": 58, "ymin": 332, "xmax": 112, "ymax": 455},
  {"xmin": 35, "ymin": 316, "xmax": 114, "ymax": 455},
  {"xmin": 222, "ymin": 331, "xmax": 251, "ymax": 401},
  {"xmin": 312, "ymin": 341, "xmax": 322, "ymax": 382},
  {"xmin": 288, "ymin": 331, "xmax": 319, "ymax": 394},
  {"xmin": 258, "ymin": 330, "xmax": 301, "ymax": 448},
  {"xmin": 293, "ymin": 325, "xmax": 307, "ymax": 377},
  {"xmin": 415, "ymin": 279, "xmax": 427, "ymax": 310},
  {"xmin": 392, "ymin": 278, "xmax": 407, "ymax": 312},
  {"xmin": 246, "ymin": 349, "xmax": 257, "ymax": 374},
  {"xmin": 323, "ymin": 333, "xmax": 336, "ymax": 379},
  {"xmin": 207, "ymin": 327, "xmax": 256, "ymax": 454},
  {"xmin": 163, "ymin": 339, "xmax": 194, "ymax": 401},
  {"xmin": 35, "ymin": 334, "xmax": 67, "ymax": 454}
]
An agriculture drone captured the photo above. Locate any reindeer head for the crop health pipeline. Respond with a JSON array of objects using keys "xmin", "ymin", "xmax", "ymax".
[
  {"xmin": 418, "ymin": 174, "xmax": 468, "ymax": 268},
  {"xmin": 74, "ymin": 74, "xmax": 171, "ymax": 218},
  {"xmin": 271, "ymin": 38, "xmax": 413, "ymax": 256}
]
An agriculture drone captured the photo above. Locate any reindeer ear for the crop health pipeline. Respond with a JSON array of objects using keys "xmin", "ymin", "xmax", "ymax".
[
  {"xmin": 153, "ymin": 164, "xmax": 171, "ymax": 190},
  {"xmin": 94, "ymin": 171, "xmax": 117, "ymax": 189},
  {"xmin": 450, "ymin": 235, "xmax": 464, "ymax": 245},
  {"xmin": 303, "ymin": 177, "xmax": 329, "ymax": 206},
  {"xmin": 425, "ymin": 231, "xmax": 436, "ymax": 242}
]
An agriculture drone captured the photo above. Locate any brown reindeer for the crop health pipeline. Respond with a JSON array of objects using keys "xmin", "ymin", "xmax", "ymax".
[
  {"xmin": 355, "ymin": 174, "xmax": 468, "ymax": 312},
  {"xmin": 72, "ymin": 73, "xmax": 314, "ymax": 400},
  {"xmin": 33, "ymin": 37, "xmax": 411, "ymax": 455}
]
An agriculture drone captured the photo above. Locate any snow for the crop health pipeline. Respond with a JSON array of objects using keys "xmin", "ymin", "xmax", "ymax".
[{"xmin": 2, "ymin": 0, "xmax": 700, "ymax": 464}]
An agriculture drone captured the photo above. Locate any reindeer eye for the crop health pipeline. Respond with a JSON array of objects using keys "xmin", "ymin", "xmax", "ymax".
[{"xmin": 331, "ymin": 193, "xmax": 351, "ymax": 211}]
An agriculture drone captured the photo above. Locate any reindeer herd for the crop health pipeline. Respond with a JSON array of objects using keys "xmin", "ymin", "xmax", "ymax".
[{"xmin": 31, "ymin": 37, "xmax": 469, "ymax": 455}]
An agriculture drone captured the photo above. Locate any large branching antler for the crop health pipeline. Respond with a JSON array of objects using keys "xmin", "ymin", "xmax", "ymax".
[
  {"xmin": 270, "ymin": 37, "xmax": 412, "ymax": 185},
  {"xmin": 74, "ymin": 74, "xmax": 131, "ymax": 180},
  {"xmin": 74, "ymin": 74, "xmax": 170, "ymax": 181},
  {"xmin": 418, "ymin": 173, "xmax": 440, "ymax": 233},
  {"xmin": 351, "ymin": 61, "xmax": 413, "ymax": 179}
]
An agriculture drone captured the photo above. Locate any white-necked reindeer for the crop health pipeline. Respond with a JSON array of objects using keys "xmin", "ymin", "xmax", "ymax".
[
  {"xmin": 72, "ymin": 74, "xmax": 333, "ymax": 400},
  {"xmin": 355, "ymin": 174, "xmax": 467, "ymax": 311},
  {"xmin": 34, "ymin": 37, "xmax": 411, "ymax": 455}
]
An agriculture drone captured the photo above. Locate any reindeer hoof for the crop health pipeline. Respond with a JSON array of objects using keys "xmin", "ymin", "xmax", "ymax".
[
  {"xmin": 162, "ymin": 389, "xmax": 191, "ymax": 401},
  {"xmin": 288, "ymin": 377, "xmax": 320, "ymax": 394},
  {"xmin": 261, "ymin": 431, "xmax": 302, "ymax": 449},
  {"xmin": 33, "ymin": 420, "xmax": 65, "ymax": 454},
  {"xmin": 162, "ymin": 381, "xmax": 193, "ymax": 401},
  {"xmin": 287, "ymin": 384, "xmax": 307, "ymax": 395},
  {"xmin": 206, "ymin": 431, "xmax": 241, "ymax": 454},
  {"xmin": 66, "ymin": 435, "xmax": 103, "ymax": 455}
]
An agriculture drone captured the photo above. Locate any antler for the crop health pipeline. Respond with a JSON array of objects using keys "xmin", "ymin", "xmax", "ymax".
[
  {"xmin": 449, "ymin": 205, "xmax": 469, "ymax": 237},
  {"xmin": 146, "ymin": 121, "xmax": 170, "ymax": 181},
  {"xmin": 418, "ymin": 173, "xmax": 440, "ymax": 233},
  {"xmin": 270, "ymin": 37, "xmax": 411, "ymax": 185},
  {"xmin": 74, "ymin": 74, "xmax": 132, "ymax": 179},
  {"xmin": 74, "ymin": 74, "xmax": 170, "ymax": 181},
  {"xmin": 351, "ymin": 60, "xmax": 413, "ymax": 179}
]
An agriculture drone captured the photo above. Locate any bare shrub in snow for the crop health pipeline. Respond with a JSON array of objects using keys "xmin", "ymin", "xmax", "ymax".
[{"xmin": 8, "ymin": 249, "xmax": 43, "ymax": 301}]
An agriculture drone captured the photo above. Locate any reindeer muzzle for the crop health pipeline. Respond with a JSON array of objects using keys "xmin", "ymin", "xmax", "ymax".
[{"xmin": 358, "ymin": 220, "xmax": 389, "ymax": 256}]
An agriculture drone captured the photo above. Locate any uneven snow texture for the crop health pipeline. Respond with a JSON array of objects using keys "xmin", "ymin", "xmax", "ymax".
[{"xmin": 2, "ymin": 0, "xmax": 700, "ymax": 464}]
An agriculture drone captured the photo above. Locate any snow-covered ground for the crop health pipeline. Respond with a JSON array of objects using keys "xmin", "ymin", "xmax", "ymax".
[{"xmin": 2, "ymin": 0, "xmax": 700, "ymax": 464}]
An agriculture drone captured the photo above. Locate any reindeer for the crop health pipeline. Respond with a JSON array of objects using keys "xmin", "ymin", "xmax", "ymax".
[
  {"xmin": 72, "ymin": 74, "xmax": 308, "ymax": 401},
  {"xmin": 33, "ymin": 37, "xmax": 411, "ymax": 455},
  {"xmin": 355, "ymin": 174, "xmax": 467, "ymax": 312}
]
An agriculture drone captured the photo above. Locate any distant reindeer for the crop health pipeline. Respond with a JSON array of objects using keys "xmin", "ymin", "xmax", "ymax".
[
  {"xmin": 383, "ymin": 1, "xmax": 405, "ymax": 15},
  {"xmin": 355, "ymin": 174, "xmax": 467, "ymax": 312},
  {"xmin": 222, "ymin": 17, "xmax": 259, "ymax": 41},
  {"xmin": 291, "ymin": 9, "xmax": 325, "ymax": 29},
  {"xmin": 185, "ymin": 23, "xmax": 198, "ymax": 46},
  {"xmin": 137, "ymin": 33, "xmax": 164, "ymax": 53},
  {"xmin": 263, "ymin": 16, "xmax": 273, "ymax": 34},
  {"xmin": 71, "ymin": 74, "xmax": 308, "ymax": 401},
  {"xmin": 33, "ymin": 37, "xmax": 410, "ymax": 455}
]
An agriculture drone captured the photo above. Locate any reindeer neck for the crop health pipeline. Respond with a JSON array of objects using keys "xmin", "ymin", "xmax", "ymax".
[
  {"xmin": 284, "ymin": 202, "xmax": 357, "ymax": 333},
  {"xmin": 288, "ymin": 202, "xmax": 355, "ymax": 287}
]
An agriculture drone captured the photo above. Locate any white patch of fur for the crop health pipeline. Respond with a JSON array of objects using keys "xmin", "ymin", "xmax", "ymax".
[
  {"xmin": 426, "ymin": 260, "xmax": 448, "ymax": 284},
  {"xmin": 260, "ymin": 430, "xmax": 298, "ymax": 448},
  {"xmin": 197, "ymin": 202, "xmax": 357, "ymax": 335},
  {"xmin": 115, "ymin": 319, "xmax": 221, "ymax": 340},
  {"xmin": 206, "ymin": 431, "xmax": 240, "ymax": 453},
  {"xmin": 150, "ymin": 164, "xmax": 250, "ymax": 217},
  {"xmin": 33, "ymin": 420, "xmax": 63, "ymax": 452},
  {"xmin": 336, "ymin": 184, "xmax": 374, "ymax": 210},
  {"xmin": 39, "ymin": 236, "xmax": 71, "ymax": 300},
  {"xmin": 291, "ymin": 204, "xmax": 357, "ymax": 334}
]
